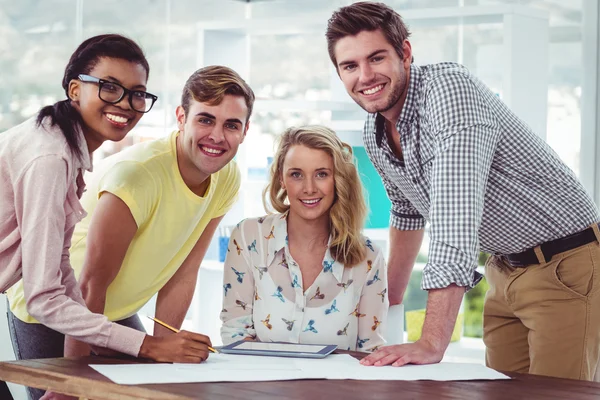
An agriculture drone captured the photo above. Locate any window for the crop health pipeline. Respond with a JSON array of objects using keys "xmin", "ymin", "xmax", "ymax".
[{"xmin": 0, "ymin": 0, "xmax": 596, "ymax": 343}]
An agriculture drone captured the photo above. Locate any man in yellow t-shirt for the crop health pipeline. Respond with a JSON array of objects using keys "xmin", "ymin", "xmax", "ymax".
[{"xmin": 7, "ymin": 65, "xmax": 255, "ymax": 361}]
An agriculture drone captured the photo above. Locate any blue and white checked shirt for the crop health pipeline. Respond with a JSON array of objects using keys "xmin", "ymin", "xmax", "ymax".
[{"xmin": 363, "ymin": 62, "xmax": 599, "ymax": 290}]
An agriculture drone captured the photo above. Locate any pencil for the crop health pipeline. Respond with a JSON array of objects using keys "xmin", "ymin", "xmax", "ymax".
[{"xmin": 147, "ymin": 316, "xmax": 218, "ymax": 353}]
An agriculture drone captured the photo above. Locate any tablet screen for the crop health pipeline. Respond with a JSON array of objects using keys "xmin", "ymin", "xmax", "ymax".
[{"xmin": 235, "ymin": 342, "xmax": 328, "ymax": 353}]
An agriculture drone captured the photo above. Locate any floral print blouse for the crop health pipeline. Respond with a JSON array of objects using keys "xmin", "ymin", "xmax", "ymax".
[{"xmin": 220, "ymin": 213, "xmax": 389, "ymax": 352}]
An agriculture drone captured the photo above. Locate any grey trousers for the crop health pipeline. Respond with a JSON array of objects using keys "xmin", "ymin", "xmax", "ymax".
[{"xmin": 7, "ymin": 306, "xmax": 145, "ymax": 400}]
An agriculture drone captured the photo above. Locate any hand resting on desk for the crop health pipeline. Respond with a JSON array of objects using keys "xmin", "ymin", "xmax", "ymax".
[
  {"xmin": 359, "ymin": 339, "xmax": 444, "ymax": 367},
  {"xmin": 362, "ymin": 284, "xmax": 463, "ymax": 366}
]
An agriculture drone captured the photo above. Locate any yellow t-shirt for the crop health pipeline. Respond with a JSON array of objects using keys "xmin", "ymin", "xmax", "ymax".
[{"xmin": 8, "ymin": 130, "xmax": 240, "ymax": 322}]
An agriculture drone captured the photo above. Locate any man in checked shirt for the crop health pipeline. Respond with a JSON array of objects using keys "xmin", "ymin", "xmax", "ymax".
[{"xmin": 326, "ymin": 1, "xmax": 600, "ymax": 381}]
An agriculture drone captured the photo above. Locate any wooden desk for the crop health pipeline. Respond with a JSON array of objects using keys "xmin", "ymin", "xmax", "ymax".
[{"xmin": 1, "ymin": 353, "xmax": 600, "ymax": 400}]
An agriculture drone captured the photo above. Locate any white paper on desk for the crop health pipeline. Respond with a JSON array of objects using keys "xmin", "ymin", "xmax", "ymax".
[
  {"xmin": 90, "ymin": 354, "xmax": 509, "ymax": 385},
  {"xmin": 90, "ymin": 354, "xmax": 321, "ymax": 385},
  {"xmin": 304, "ymin": 355, "xmax": 510, "ymax": 381}
]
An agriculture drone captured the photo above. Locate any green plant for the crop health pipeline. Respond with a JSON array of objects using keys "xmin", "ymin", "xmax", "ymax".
[
  {"xmin": 463, "ymin": 275, "xmax": 489, "ymax": 338},
  {"xmin": 403, "ymin": 270, "xmax": 427, "ymax": 314},
  {"xmin": 404, "ymin": 251, "xmax": 491, "ymax": 338}
]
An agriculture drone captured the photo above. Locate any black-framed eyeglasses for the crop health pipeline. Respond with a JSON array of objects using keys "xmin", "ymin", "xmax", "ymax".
[{"xmin": 78, "ymin": 74, "xmax": 158, "ymax": 113}]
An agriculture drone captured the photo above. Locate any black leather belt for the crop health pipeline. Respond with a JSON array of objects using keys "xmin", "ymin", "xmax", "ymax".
[{"xmin": 503, "ymin": 223, "xmax": 600, "ymax": 267}]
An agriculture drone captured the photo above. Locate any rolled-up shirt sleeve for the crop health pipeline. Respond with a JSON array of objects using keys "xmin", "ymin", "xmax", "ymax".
[
  {"xmin": 16, "ymin": 156, "xmax": 145, "ymax": 356},
  {"xmin": 421, "ymin": 72, "xmax": 500, "ymax": 290},
  {"xmin": 389, "ymin": 195, "xmax": 426, "ymax": 231}
]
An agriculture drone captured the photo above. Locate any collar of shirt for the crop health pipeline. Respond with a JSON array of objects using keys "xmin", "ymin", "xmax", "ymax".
[
  {"xmin": 70, "ymin": 123, "xmax": 93, "ymax": 198},
  {"xmin": 374, "ymin": 63, "xmax": 423, "ymax": 147},
  {"xmin": 39, "ymin": 115, "xmax": 93, "ymax": 174},
  {"xmin": 73, "ymin": 124, "xmax": 93, "ymax": 173},
  {"xmin": 265, "ymin": 213, "xmax": 345, "ymax": 283}
]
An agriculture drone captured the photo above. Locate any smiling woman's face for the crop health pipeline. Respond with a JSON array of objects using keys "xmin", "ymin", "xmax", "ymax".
[
  {"xmin": 282, "ymin": 144, "xmax": 336, "ymax": 224},
  {"xmin": 70, "ymin": 56, "xmax": 148, "ymax": 151}
]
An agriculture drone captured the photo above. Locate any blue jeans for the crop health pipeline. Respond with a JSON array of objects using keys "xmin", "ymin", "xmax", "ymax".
[{"xmin": 7, "ymin": 304, "xmax": 145, "ymax": 400}]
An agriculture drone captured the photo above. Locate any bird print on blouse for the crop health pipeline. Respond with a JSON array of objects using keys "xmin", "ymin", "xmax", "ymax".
[
  {"xmin": 262, "ymin": 314, "xmax": 272, "ymax": 330},
  {"xmin": 233, "ymin": 239, "xmax": 242, "ymax": 255},
  {"xmin": 264, "ymin": 226, "xmax": 275, "ymax": 240},
  {"xmin": 272, "ymin": 286, "xmax": 285, "ymax": 303},
  {"xmin": 357, "ymin": 337, "xmax": 370, "ymax": 349},
  {"xmin": 310, "ymin": 287, "xmax": 325, "ymax": 300},
  {"xmin": 303, "ymin": 320, "xmax": 318, "ymax": 333},
  {"xmin": 378, "ymin": 288, "xmax": 387, "ymax": 303},
  {"xmin": 223, "ymin": 283, "xmax": 232, "ymax": 296},
  {"xmin": 324, "ymin": 299, "xmax": 339, "ymax": 315},
  {"xmin": 337, "ymin": 322, "xmax": 349, "ymax": 336},
  {"xmin": 254, "ymin": 265, "xmax": 268, "ymax": 279},
  {"xmin": 279, "ymin": 255, "xmax": 289, "ymax": 269},
  {"xmin": 337, "ymin": 279, "xmax": 353, "ymax": 293},
  {"xmin": 372, "ymin": 316, "xmax": 381, "ymax": 332},
  {"xmin": 282, "ymin": 318, "xmax": 295, "ymax": 331},
  {"xmin": 231, "ymin": 267, "xmax": 245, "ymax": 284},
  {"xmin": 366, "ymin": 269, "xmax": 381, "ymax": 286},
  {"xmin": 291, "ymin": 274, "xmax": 301, "ymax": 289},
  {"xmin": 349, "ymin": 305, "xmax": 366, "ymax": 318},
  {"xmin": 235, "ymin": 299, "xmax": 248, "ymax": 310},
  {"xmin": 248, "ymin": 239, "xmax": 258, "ymax": 254},
  {"xmin": 220, "ymin": 214, "xmax": 388, "ymax": 352}
]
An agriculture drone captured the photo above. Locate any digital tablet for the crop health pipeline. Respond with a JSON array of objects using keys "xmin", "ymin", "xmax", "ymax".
[{"xmin": 219, "ymin": 340, "xmax": 338, "ymax": 359}]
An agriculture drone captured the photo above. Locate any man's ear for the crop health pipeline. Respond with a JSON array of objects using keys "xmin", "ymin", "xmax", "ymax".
[
  {"xmin": 175, "ymin": 105, "xmax": 186, "ymax": 131},
  {"xmin": 402, "ymin": 40, "xmax": 413, "ymax": 67},
  {"xmin": 67, "ymin": 79, "xmax": 81, "ymax": 101}
]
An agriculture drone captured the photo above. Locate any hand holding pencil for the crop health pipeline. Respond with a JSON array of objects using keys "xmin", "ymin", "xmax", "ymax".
[
  {"xmin": 137, "ymin": 316, "xmax": 217, "ymax": 363},
  {"xmin": 147, "ymin": 316, "xmax": 218, "ymax": 353}
]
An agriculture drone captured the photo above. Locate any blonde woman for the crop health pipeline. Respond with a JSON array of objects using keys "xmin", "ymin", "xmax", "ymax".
[{"xmin": 220, "ymin": 126, "xmax": 388, "ymax": 352}]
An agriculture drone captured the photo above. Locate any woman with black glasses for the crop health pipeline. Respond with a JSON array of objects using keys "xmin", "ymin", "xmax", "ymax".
[{"xmin": 0, "ymin": 34, "xmax": 212, "ymax": 400}]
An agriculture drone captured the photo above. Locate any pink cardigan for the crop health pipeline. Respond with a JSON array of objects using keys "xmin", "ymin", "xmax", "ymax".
[{"xmin": 0, "ymin": 116, "xmax": 145, "ymax": 356}]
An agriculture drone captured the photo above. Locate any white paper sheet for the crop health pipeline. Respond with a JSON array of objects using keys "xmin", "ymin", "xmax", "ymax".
[{"xmin": 90, "ymin": 354, "xmax": 509, "ymax": 385}]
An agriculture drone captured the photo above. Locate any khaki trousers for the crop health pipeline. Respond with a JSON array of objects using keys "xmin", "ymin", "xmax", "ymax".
[{"xmin": 483, "ymin": 231, "xmax": 600, "ymax": 381}]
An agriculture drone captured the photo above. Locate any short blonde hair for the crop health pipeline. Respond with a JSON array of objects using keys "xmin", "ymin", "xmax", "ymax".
[
  {"xmin": 181, "ymin": 65, "xmax": 255, "ymax": 122},
  {"xmin": 264, "ymin": 125, "xmax": 367, "ymax": 266}
]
